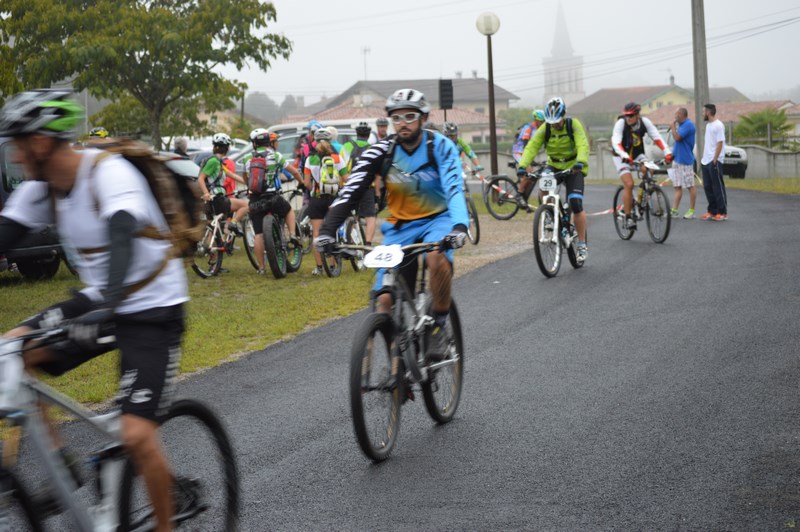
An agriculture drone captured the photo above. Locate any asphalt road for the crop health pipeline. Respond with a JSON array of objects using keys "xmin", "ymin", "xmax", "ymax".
[{"xmin": 51, "ymin": 185, "xmax": 800, "ymax": 530}]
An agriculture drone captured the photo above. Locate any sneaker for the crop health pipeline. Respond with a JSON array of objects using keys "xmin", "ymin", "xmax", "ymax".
[
  {"xmin": 228, "ymin": 221, "xmax": 244, "ymax": 237},
  {"xmin": 257, "ymin": 269, "xmax": 266, "ymax": 275},
  {"xmin": 516, "ymin": 196, "xmax": 529, "ymax": 209},
  {"xmin": 712, "ymin": 213, "xmax": 725, "ymax": 221},
  {"xmin": 626, "ymin": 217, "xmax": 637, "ymax": 230},
  {"xmin": 425, "ymin": 322, "xmax": 452, "ymax": 362},
  {"xmin": 311, "ymin": 266, "xmax": 322, "ymax": 276},
  {"xmin": 700, "ymin": 212, "xmax": 714, "ymax": 220},
  {"xmin": 720, "ymin": 213, "xmax": 728, "ymax": 221},
  {"xmin": 172, "ymin": 477, "xmax": 203, "ymax": 520},
  {"xmin": 576, "ymin": 241, "xmax": 588, "ymax": 262},
  {"xmin": 670, "ymin": 208, "xmax": 680, "ymax": 218},
  {"xmin": 683, "ymin": 209, "xmax": 696, "ymax": 219}
]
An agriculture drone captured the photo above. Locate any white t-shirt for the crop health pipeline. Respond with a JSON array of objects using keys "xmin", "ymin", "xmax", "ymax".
[
  {"xmin": 701, "ymin": 119, "xmax": 726, "ymax": 165},
  {"xmin": 2, "ymin": 149, "xmax": 189, "ymax": 313}
]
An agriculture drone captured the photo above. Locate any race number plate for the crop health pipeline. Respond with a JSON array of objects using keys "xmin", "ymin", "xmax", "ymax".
[
  {"xmin": 539, "ymin": 176, "xmax": 557, "ymax": 192},
  {"xmin": 364, "ymin": 245, "xmax": 404, "ymax": 269}
]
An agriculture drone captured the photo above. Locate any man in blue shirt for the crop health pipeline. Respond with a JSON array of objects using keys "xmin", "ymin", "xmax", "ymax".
[{"xmin": 669, "ymin": 107, "xmax": 697, "ymax": 219}]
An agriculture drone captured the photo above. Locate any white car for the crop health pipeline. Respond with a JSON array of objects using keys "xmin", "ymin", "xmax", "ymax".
[{"xmin": 646, "ymin": 127, "xmax": 748, "ymax": 178}]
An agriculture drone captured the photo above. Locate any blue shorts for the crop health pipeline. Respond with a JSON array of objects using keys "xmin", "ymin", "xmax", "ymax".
[{"xmin": 372, "ymin": 211, "xmax": 454, "ymax": 291}]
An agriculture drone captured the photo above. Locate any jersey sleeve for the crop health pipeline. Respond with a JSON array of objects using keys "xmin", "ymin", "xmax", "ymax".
[
  {"xmin": 435, "ymin": 134, "xmax": 469, "ymax": 229},
  {"xmin": 201, "ymin": 156, "xmax": 220, "ymax": 178},
  {"xmin": 611, "ymin": 119, "xmax": 627, "ymax": 158},
  {"xmin": 518, "ymin": 126, "xmax": 546, "ymax": 168},
  {"xmin": 458, "ymin": 139, "xmax": 476, "ymax": 159},
  {"xmin": 573, "ymin": 119, "xmax": 590, "ymax": 165}
]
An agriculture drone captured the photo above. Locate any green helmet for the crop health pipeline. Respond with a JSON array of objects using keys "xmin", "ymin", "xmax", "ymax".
[
  {"xmin": 532, "ymin": 109, "xmax": 545, "ymax": 122},
  {"xmin": 0, "ymin": 89, "xmax": 84, "ymax": 140}
]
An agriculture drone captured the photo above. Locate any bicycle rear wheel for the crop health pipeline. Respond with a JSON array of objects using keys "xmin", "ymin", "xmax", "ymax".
[
  {"xmin": 345, "ymin": 217, "xmax": 366, "ymax": 272},
  {"xmin": 484, "ymin": 176, "xmax": 520, "ymax": 220},
  {"xmin": 0, "ymin": 468, "xmax": 42, "ymax": 531},
  {"xmin": 350, "ymin": 313, "xmax": 402, "ymax": 462},
  {"xmin": 242, "ymin": 217, "xmax": 260, "ymax": 271},
  {"xmin": 612, "ymin": 185, "xmax": 635, "ymax": 240},
  {"xmin": 533, "ymin": 204, "xmax": 561, "ymax": 278},
  {"xmin": 297, "ymin": 206, "xmax": 313, "ymax": 255},
  {"xmin": 118, "ymin": 399, "xmax": 239, "ymax": 532},
  {"xmin": 465, "ymin": 196, "xmax": 480, "ymax": 245},
  {"xmin": 286, "ymin": 220, "xmax": 303, "ymax": 273},
  {"xmin": 264, "ymin": 214, "xmax": 287, "ymax": 279},
  {"xmin": 422, "ymin": 300, "xmax": 464, "ymax": 424},
  {"xmin": 191, "ymin": 228, "xmax": 224, "ymax": 278},
  {"xmin": 322, "ymin": 230, "xmax": 343, "ymax": 277},
  {"xmin": 645, "ymin": 185, "xmax": 671, "ymax": 243}
]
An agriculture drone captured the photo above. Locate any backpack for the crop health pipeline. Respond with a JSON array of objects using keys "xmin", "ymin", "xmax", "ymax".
[
  {"xmin": 247, "ymin": 152, "xmax": 275, "ymax": 194},
  {"xmin": 319, "ymin": 155, "xmax": 340, "ymax": 195},
  {"xmin": 379, "ymin": 129, "xmax": 437, "ymax": 178},
  {"xmin": 345, "ymin": 139, "xmax": 368, "ymax": 173},
  {"xmin": 88, "ymin": 138, "xmax": 204, "ymax": 263}
]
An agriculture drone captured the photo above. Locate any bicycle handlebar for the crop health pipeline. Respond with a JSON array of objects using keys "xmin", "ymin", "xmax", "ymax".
[{"xmin": 328, "ymin": 241, "xmax": 442, "ymax": 258}]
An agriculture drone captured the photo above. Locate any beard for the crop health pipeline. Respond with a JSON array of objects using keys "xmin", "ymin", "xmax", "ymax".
[{"xmin": 397, "ymin": 125, "xmax": 422, "ymax": 147}]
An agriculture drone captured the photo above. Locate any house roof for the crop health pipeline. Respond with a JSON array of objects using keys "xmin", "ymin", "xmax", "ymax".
[
  {"xmin": 325, "ymin": 79, "xmax": 519, "ymax": 109},
  {"xmin": 644, "ymin": 100, "xmax": 796, "ymax": 126},
  {"xmin": 279, "ymin": 102, "xmax": 496, "ymax": 128},
  {"xmin": 570, "ymin": 85, "xmax": 751, "ymax": 116}
]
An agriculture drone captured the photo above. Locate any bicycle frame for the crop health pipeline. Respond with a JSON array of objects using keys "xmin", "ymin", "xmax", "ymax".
[
  {"xmin": 0, "ymin": 334, "xmax": 125, "ymax": 532},
  {"xmin": 535, "ymin": 170, "xmax": 574, "ymax": 247}
]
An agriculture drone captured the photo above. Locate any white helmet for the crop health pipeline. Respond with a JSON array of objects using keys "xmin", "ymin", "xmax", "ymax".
[
  {"xmin": 324, "ymin": 126, "xmax": 338, "ymax": 141},
  {"xmin": 212, "ymin": 132, "xmax": 232, "ymax": 146},
  {"xmin": 543, "ymin": 97, "xmax": 566, "ymax": 124},
  {"xmin": 249, "ymin": 128, "xmax": 268, "ymax": 141},
  {"xmin": 385, "ymin": 88, "xmax": 430, "ymax": 114},
  {"xmin": 313, "ymin": 128, "xmax": 333, "ymax": 142}
]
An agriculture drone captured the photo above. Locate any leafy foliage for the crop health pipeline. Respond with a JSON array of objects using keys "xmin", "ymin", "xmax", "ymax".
[
  {"xmin": 499, "ymin": 107, "xmax": 534, "ymax": 134},
  {"xmin": 1, "ymin": 0, "xmax": 292, "ymax": 148},
  {"xmin": 733, "ymin": 108, "xmax": 792, "ymax": 146}
]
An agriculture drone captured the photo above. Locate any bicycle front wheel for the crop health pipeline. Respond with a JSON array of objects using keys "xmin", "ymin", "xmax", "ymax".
[
  {"xmin": 0, "ymin": 468, "xmax": 42, "ymax": 531},
  {"xmin": 242, "ymin": 217, "xmax": 260, "ymax": 271},
  {"xmin": 350, "ymin": 313, "xmax": 402, "ymax": 462},
  {"xmin": 484, "ymin": 176, "xmax": 520, "ymax": 220},
  {"xmin": 465, "ymin": 196, "xmax": 480, "ymax": 245},
  {"xmin": 297, "ymin": 206, "xmax": 313, "ymax": 255},
  {"xmin": 533, "ymin": 204, "xmax": 561, "ymax": 278},
  {"xmin": 191, "ymin": 228, "xmax": 224, "ymax": 278},
  {"xmin": 345, "ymin": 217, "xmax": 366, "ymax": 272},
  {"xmin": 612, "ymin": 185, "xmax": 635, "ymax": 240},
  {"xmin": 645, "ymin": 185, "xmax": 671, "ymax": 243},
  {"xmin": 286, "ymin": 220, "xmax": 303, "ymax": 273},
  {"xmin": 118, "ymin": 399, "xmax": 239, "ymax": 532},
  {"xmin": 264, "ymin": 214, "xmax": 287, "ymax": 279},
  {"xmin": 422, "ymin": 300, "xmax": 464, "ymax": 424}
]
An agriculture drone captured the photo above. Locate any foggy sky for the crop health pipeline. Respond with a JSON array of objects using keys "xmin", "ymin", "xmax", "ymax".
[{"xmin": 220, "ymin": 0, "xmax": 800, "ymax": 107}]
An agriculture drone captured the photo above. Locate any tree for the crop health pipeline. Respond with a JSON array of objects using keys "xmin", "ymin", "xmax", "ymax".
[
  {"xmin": 0, "ymin": 44, "xmax": 23, "ymax": 106},
  {"xmin": 499, "ymin": 107, "xmax": 534, "ymax": 134},
  {"xmin": 733, "ymin": 108, "xmax": 792, "ymax": 147},
  {"xmin": 246, "ymin": 91, "xmax": 282, "ymax": 124},
  {"xmin": 1, "ymin": 0, "xmax": 292, "ymax": 148},
  {"xmin": 280, "ymin": 95, "xmax": 299, "ymax": 117}
]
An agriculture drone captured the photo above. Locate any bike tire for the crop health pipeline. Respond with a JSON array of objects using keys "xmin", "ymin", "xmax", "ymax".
[
  {"xmin": 612, "ymin": 185, "xmax": 635, "ymax": 240},
  {"xmin": 118, "ymin": 399, "xmax": 240, "ymax": 532},
  {"xmin": 484, "ymin": 176, "xmax": 520, "ymax": 220},
  {"xmin": 567, "ymin": 223, "xmax": 586, "ymax": 269},
  {"xmin": 322, "ymin": 230, "xmax": 343, "ymax": 278},
  {"xmin": 422, "ymin": 300, "xmax": 464, "ymax": 424},
  {"xmin": 466, "ymin": 197, "xmax": 480, "ymax": 245},
  {"xmin": 533, "ymin": 204, "xmax": 561, "ymax": 278},
  {"xmin": 263, "ymin": 214, "xmax": 287, "ymax": 279},
  {"xmin": 191, "ymin": 228, "xmax": 224, "ymax": 278},
  {"xmin": 242, "ymin": 217, "xmax": 260, "ymax": 271},
  {"xmin": 645, "ymin": 185, "xmax": 671, "ymax": 244},
  {"xmin": 0, "ymin": 468, "xmax": 43, "ymax": 531},
  {"xmin": 297, "ymin": 206, "xmax": 313, "ymax": 255},
  {"xmin": 286, "ymin": 220, "xmax": 303, "ymax": 273},
  {"xmin": 345, "ymin": 217, "xmax": 366, "ymax": 272},
  {"xmin": 349, "ymin": 313, "xmax": 402, "ymax": 462}
]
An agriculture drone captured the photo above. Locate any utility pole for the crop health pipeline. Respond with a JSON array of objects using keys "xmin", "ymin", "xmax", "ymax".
[
  {"xmin": 691, "ymin": 0, "xmax": 710, "ymax": 159},
  {"xmin": 361, "ymin": 47, "xmax": 370, "ymax": 80}
]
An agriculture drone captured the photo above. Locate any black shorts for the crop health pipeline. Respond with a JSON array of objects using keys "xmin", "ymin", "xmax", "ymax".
[
  {"xmin": 249, "ymin": 194, "xmax": 292, "ymax": 235},
  {"xmin": 210, "ymin": 195, "xmax": 231, "ymax": 217},
  {"xmin": 307, "ymin": 195, "xmax": 334, "ymax": 220},
  {"xmin": 357, "ymin": 188, "xmax": 377, "ymax": 217},
  {"xmin": 20, "ymin": 294, "xmax": 185, "ymax": 422},
  {"xmin": 545, "ymin": 166, "xmax": 585, "ymax": 198}
]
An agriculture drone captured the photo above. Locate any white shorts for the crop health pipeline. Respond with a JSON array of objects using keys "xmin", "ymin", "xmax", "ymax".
[
  {"xmin": 669, "ymin": 163, "xmax": 695, "ymax": 188},
  {"xmin": 613, "ymin": 154, "xmax": 646, "ymax": 177}
]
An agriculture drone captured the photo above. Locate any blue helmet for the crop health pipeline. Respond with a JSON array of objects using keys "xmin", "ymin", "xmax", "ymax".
[
  {"xmin": 307, "ymin": 120, "xmax": 324, "ymax": 133},
  {"xmin": 543, "ymin": 97, "xmax": 566, "ymax": 124},
  {"xmin": 532, "ymin": 109, "xmax": 545, "ymax": 122}
]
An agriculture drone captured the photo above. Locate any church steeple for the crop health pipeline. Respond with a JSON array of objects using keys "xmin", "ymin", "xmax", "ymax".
[
  {"xmin": 551, "ymin": 2, "xmax": 573, "ymax": 58},
  {"xmin": 542, "ymin": 2, "xmax": 585, "ymax": 105}
]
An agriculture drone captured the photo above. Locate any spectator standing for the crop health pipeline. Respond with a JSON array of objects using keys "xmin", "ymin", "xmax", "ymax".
[
  {"xmin": 668, "ymin": 108, "xmax": 697, "ymax": 219},
  {"xmin": 173, "ymin": 137, "xmax": 189, "ymax": 158},
  {"xmin": 699, "ymin": 104, "xmax": 728, "ymax": 221}
]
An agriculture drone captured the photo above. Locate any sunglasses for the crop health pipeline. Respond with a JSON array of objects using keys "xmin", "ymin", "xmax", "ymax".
[{"xmin": 389, "ymin": 112, "xmax": 422, "ymax": 124}]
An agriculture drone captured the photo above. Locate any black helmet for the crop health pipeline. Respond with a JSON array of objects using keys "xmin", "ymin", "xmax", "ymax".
[
  {"xmin": 623, "ymin": 102, "xmax": 641, "ymax": 116},
  {"xmin": 0, "ymin": 89, "xmax": 84, "ymax": 140},
  {"xmin": 443, "ymin": 122, "xmax": 458, "ymax": 136},
  {"xmin": 355, "ymin": 121, "xmax": 371, "ymax": 137}
]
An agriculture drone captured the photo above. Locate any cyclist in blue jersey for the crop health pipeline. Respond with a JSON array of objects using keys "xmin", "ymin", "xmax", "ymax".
[{"xmin": 315, "ymin": 89, "xmax": 469, "ymax": 360}]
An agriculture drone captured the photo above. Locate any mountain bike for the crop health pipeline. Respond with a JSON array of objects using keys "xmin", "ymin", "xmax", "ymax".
[
  {"xmin": 0, "ymin": 325, "xmax": 239, "ymax": 531},
  {"xmin": 332, "ymin": 242, "xmax": 464, "ymax": 462},
  {"xmin": 612, "ymin": 160, "xmax": 671, "ymax": 243},
  {"xmin": 463, "ymin": 171, "xmax": 480, "ymax": 245},
  {"xmin": 251, "ymin": 191, "xmax": 304, "ymax": 279},
  {"xmin": 192, "ymin": 194, "xmax": 257, "ymax": 278},
  {"xmin": 482, "ymin": 162, "xmax": 544, "ymax": 220},
  {"xmin": 532, "ymin": 167, "xmax": 587, "ymax": 278},
  {"xmin": 321, "ymin": 210, "xmax": 367, "ymax": 277}
]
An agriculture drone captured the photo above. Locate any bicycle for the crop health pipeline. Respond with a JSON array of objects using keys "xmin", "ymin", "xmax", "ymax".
[
  {"xmin": 332, "ymin": 242, "xmax": 464, "ymax": 462},
  {"xmin": 287, "ymin": 188, "xmax": 313, "ymax": 255},
  {"xmin": 462, "ymin": 171, "xmax": 480, "ymax": 245},
  {"xmin": 321, "ymin": 210, "xmax": 367, "ymax": 277},
  {"xmin": 252, "ymin": 189, "xmax": 304, "ymax": 279},
  {"xmin": 612, "ymin": 159, "xmax": 671, "ymax": 243},
  {"xmin": 192, "ymin": 193, "xmax": 258, "ymax": 278},
  {"xmin": 532, "ymin": 167, "xmax": 587, "ymax": 278},
  {"xmin": 0, "ymin": 324, "xmax": 239, "ymax": 531},
  {"xmin": 482, "ymin": 162, "xmax": 544, "ymax": 220}
]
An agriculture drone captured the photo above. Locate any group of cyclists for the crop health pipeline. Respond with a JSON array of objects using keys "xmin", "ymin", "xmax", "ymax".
[{"xmin": 0, "ymin": 84, "xmax": 680, "ymax": 528}]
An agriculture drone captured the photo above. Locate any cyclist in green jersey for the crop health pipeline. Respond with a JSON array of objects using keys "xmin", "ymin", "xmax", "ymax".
[
  {"xmin": 442, "ymin": 122, "xmax": 483, "ymax": 173},
  {"xmin": 340, "ymin": 122, "xmax": 377, "ymax": 245},
  {"xmin": 198, "ymin": 133, "xmax": 248, "ymax": 234}
]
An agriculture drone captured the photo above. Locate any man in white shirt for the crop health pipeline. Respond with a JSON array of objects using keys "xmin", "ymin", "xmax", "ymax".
[
  {"xmin": 0, "ymin": 89, "xmax": 186, "ymax": 531},
  {"xmin": 699, "ymin": 103, "xmax": 728, "ymax": 221}
]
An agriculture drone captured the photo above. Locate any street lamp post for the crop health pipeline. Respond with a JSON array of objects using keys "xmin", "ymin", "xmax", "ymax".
[{"xmin": 476, "ymin": 12, "xmax": 500, "ymax": 175}]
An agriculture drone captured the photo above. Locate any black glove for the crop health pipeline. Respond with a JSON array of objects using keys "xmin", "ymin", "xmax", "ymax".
[
  {"xmin": 314, "ymin": 234, "xmax": 336, "ymax": 254},
  {"xmin": 440, "ymin": 225, "xmax": 468, "ymax": 251},
  {"xmin": 516, "ymin": 167, "xmax": 527, "ymax": 178},
  {"xmin": 572, "ymin": 162, "xmax": 584, "ymax": 173}
]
